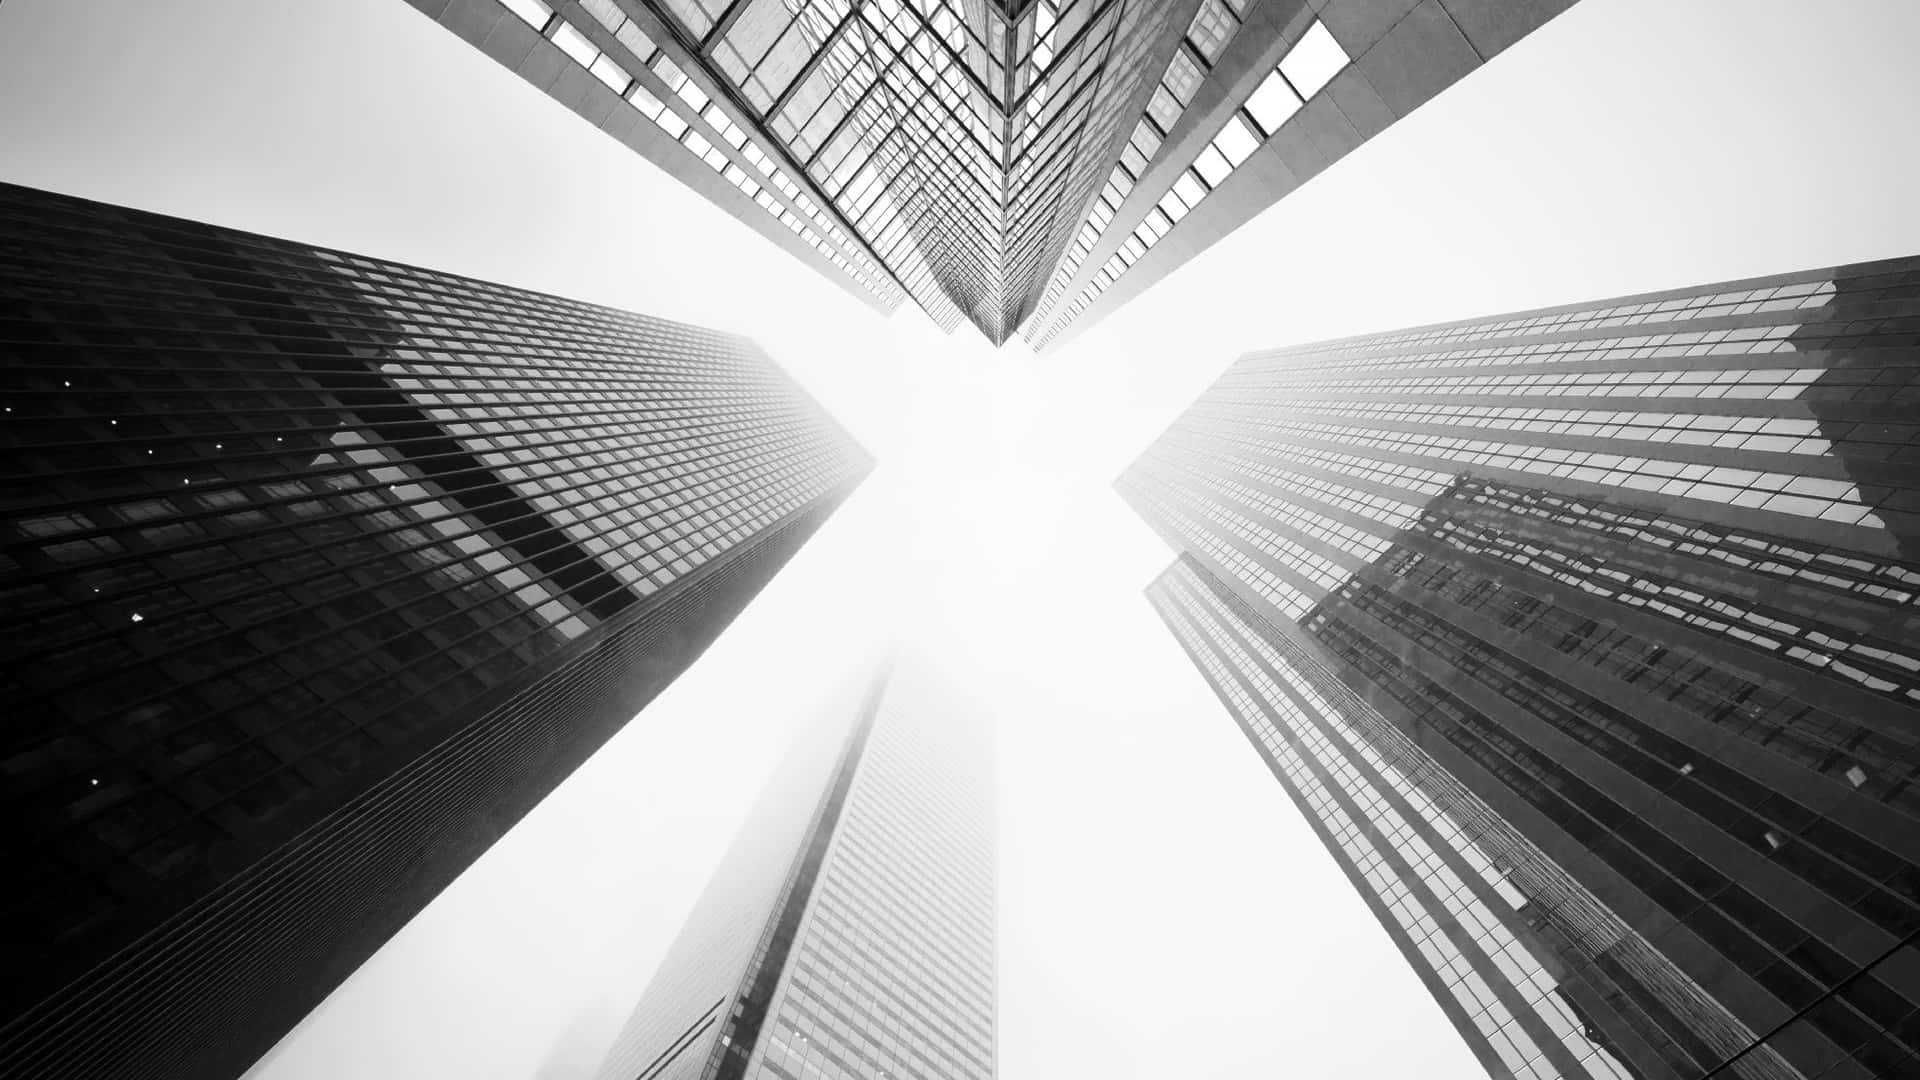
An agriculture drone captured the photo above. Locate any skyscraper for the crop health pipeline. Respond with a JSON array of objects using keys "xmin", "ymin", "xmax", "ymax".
[
  {"xmin": 591, "ymin": 658, "xmax": 995, "ymax": 1080},
  {"xmin": 401, "ymin": 0, "xmax": 1578, "ymax": 347},
  {"xmin": 0, "ymin": 182, "xmax": 870, "ymax": 1080},
  {"xmin": 1124, "ymin": 256, "xmax": 1920, "ymax": 1079}
]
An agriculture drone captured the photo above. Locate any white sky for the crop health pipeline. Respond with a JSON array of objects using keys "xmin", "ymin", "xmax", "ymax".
[{"xmin": 3, "ymin": 1, "xmax": 1919, "ymax": 1077}]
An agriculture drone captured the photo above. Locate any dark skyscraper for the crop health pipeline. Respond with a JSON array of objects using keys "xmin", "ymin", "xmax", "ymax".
[
  {"xmin": 402, "ymin": 0, "xmax": 1577, "ymax": 347},
  {"xmin": 1124, "ymin": 256, "xmax": 1920, "ymax": 1079},
  {"xmin": 591, "ymin": 658, "xmax": 995, "ymax": 1080},
  {"xmin": 0, "ymin": 182, "xmax": 870, "ymax": 1080}
]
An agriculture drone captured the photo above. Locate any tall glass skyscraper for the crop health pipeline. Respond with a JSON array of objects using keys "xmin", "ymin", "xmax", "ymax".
[
  {"xmin": 0, "ymin": 182, "xmax": 870, "ymax": 1080},
  {"xmin": 591, "ymin": 658, "xmax": 995, "ymax": 1080},
  {"xmin": 402, "ymin": 0, "xmax": 1577, "ymax": 347},
  {"xmin": 1124, "ymin": 256, "xmax": 1920, "ymax": 1079}
]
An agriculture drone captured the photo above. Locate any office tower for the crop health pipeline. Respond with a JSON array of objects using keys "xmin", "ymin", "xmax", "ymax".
[
  {"xmin": 402, "ymin": 0, "xmax": 1577, "ymax": 347},
  {"xmin": 0, "ymin": 182, "xmax": 870, "ymax": 1080},
  {"xmin": 1124, "ymin": 256, "xmax": 1920, "ymax": 1079},
  {"xmin": 592, "ymin": 659, "xmax": 995, "ymax": 1080}
]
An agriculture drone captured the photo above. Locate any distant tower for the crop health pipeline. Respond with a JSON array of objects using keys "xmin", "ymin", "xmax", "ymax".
[
  {"xmin": 402, "ymin": 0, "xmax": 1578, "ymax": 346},
  {"xmin": 0, "ymin": 182, "xmax": 870, "ymax": 1080},
  {"xmin": 592, "ymin": 659, "xmax": 995, "ymax": 1080},
  {"xmin": 1125, "ymin": 256, "xmax": 1920, "ymax": 1078}
]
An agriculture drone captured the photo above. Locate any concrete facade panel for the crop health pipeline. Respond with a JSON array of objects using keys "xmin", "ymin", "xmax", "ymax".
[
  {"xmin": 509, "ymin": 36, "xmax": 568, "ymax": 93},
  {"xmin": 1439, "ymin": 0, "xmax": 1581, "ymax": 57},
  {"xmin": 1315, "ymin": 0, "xmax": 1424, "ymax": 55},
  {"xmin": 1297, "ymin": 92, "xmax": 1367, "ymax": 163},
  {"xmin": 1354, "ymin": 0, "xmax": 1483, "ymax": 117},
  {"xmin": 437, "ymin": 0, "xmax": 502, "ymax": 48},
  {"xmin": 1269, "ymin": 124, "xmax": 1333, "ymax": 187},
  {"xmin": 1325, "ymin": 65, "xmax": 1397, "ymax": 139}
]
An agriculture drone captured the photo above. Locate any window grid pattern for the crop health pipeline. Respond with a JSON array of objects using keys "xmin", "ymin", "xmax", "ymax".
[
  {"xmin": 590, "ymin": 675, "xmax": 889, "ymax": 1080},
  {"xmin": 1435, "ymin": 483, "xmax": 1920, "ymax": 703},
  {"xmin": 501, "ymin": 0, "xmax": 907, "ymax": 312},
  {"xmin": 1196, "ymin": 410, "xmax": 1887, "ymax": 528},
  {"xmin": 1135, "ymin": 448, "xmax": 1415, "ymax": 603},
  {"xmin": 1307, "ymin": 583, "xmax": 1920, "ymax": 1077},
  {"xmin": 0, "ymin": 184, "xmax": 869, "ymax": 959},
  {"xmin": 1150, "ymin": 556, "xmax": 1808, "ymax": 1080},
  {"xmin": 1266, "ymin": 281, "xmax": 1846, "ymax": 370},
  {"xmin": 749, "ymin": 686, "xmax": 995, "ymax": 1080},
  {"xmin": 1117, "ymin": 466, "xmax": 1327, "ymax": 620},
  {"xmin": 1224, "ymin": 352, "xmax": 1818, "ymax": 394},
  {"xmin": 1123, "ymin": 257, "xmax": 1920, "ymax": 1080},
  {"xmin": 1020, "ymin": 0, "xmax": 1249, "ymax": 332},
  {"xmin": 1356, "ymin": 559, "xmax": 1920, "ymax": 937},
  {"xmin": 1375, "ymin": 480, "xmax": 1920, "ymax": 815},
  {"xmin": 623, "ymin": 0, "xmax": 1190, "ymax": 344},
  {"xmin": 1230, "ymin": 324, "xmax": 1827, "ymax": 384},
  {"xmin": 1127, "ymin": 262, "xmax": 1920, "ymax": 541},
  {"xmin": 1158, "ymin": 437, "xmax": 1428, "ymax": 531},
  {"xmin": 1163, "ymin": 425, "xmax": 1459, "ymax": 500},
  {"xmin": 1153, "ymin": 563, "xmax": 1639, "ymax": 1080},
  {"xmin": 1251, "ymin": 401, "xmax": 1840, "ymax": 457},
  {"xmin": 1022, "ymin": 15, "xmax": 1352, "ymax": 349}
]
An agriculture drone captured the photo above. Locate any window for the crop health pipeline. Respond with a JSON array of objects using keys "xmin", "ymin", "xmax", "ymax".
[
  {"xmin": 1130, "ymin": 119, "xmax": 1162, "ymax": 160},
  {"xmin": 1163, "ymin": 49, "xmax": 1203, "ymax": 103},
  {"xmin": 629, "ymin": 84, "xmax": 665, "ymax": 120},
  {"xmin": 1187, "ymin": 0, "xmax": 1239, "ymax": 62},
  {"xmin": 589, "ymin": 54, "xmax": 632, "ymax": 92},
  {"xmin": 676, "ymin": 77, "xmax": 710, "ymax": 112},
  {"xmin": 1173, "ymin": 171, "xmax": 1206, "ymax": 207},
  {"xmin": 579, "ymin": 0, "xmax": 624, "ymax": 32},
  {"xmin": 1245, "ymin": 70, "xmax": 1301, "ymax": 133},
  {"xmin": 1147, "ymin": 85, "xmax": 1183, "ymax": 131},
  {"xmin": 1211, "ymin": 115, "xmax": 1259, "ymax": 167},
  {"xmin": 652, "ymin": 54, "xmax": 687, "ymax": 94},
  {"xmin": 1192, "ymin": 145, "xmax": 1232, "ymax": 187},
  {"xmin": 499, "ymin": 0, "xmax": 552, "ymax": 31},
  {"xmin": 1279, "ymin": 21, "xmax": 1350, "ymax": 100},
  {"xmin": 551, "ymin": 22, "xmax": 598, "ymax": 68}
]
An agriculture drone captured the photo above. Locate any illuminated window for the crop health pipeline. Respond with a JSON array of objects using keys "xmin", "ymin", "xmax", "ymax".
[
  {"xmin": 1245, "ymin": 70, "xmax": 1302, "ymax": 133},
  {"xmin": 628, "ymin": 84, "xmax": 665, "ymax": 120},
  {"xmin": 1173, "ymin": 172, "xmax": 1207, "ymax": 207},
  {"xmin": 1187, "ymin": 0, "xmax": 1239, "ymax": 63},
  {"xmin": 1192, "ymin": 145, "xmax": 1232, "ymax": 186},
  {"xmin": 551, "ymin": 22, "xmax": 598, "ymax": 68},
  {"xmin": 1279, "ymin": 21, "xmax": 1350, "ymax": 99},
  {"xmin": 498, "ymin": 0, "xmax": 552, "ymax": 31},
  {"xmin": 1211, "ymin": 115, "xmax": 1259, "ymax": 167}
]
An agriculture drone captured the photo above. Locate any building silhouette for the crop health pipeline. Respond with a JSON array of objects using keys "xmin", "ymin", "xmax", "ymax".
[
  {"xmin": 591, "ymin": 659, "xmax": 995, "ymax": 1080},
  {"xmin": 402, "ymin": 0, "xmax": 1578, "ymax": 347},
  {"xmin": 0, "ymin": 182, "xmax": 870, "ymax": 1080},
  {"xmin": 1124, "ymin": 256, "xmax": 1920, "ymax": 1079}
]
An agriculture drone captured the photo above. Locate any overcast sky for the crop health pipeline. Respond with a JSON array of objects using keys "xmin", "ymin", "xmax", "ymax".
[{"xmin": 4, "ymin": 1, "xmax": 1920, "ymax": 1078}]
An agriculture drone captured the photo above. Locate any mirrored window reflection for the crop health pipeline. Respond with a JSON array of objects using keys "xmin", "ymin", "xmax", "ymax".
[
  {"xmin": 1124, "ymin": 257, "xmax": 1920, "ymax": 1080},
  {"xmin": 1, "ymin": 187, "xmax": 870, "ymax": 951},
  {"xmin": 1027, "ymin": 16, "xmax": 1350, "ymax": 347}
]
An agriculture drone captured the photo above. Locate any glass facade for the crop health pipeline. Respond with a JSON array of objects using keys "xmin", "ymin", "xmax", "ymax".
[
  {"xmin": 593, "ymin": 660, "xmax": 995, "ymax": 1080},
  {"xmin": 0, "ymin": 182, "xmax": 870, "ymax": 1080},
  {"xmin": 406, "ymin": 0, "xmax": 1200, "ymax": 344},
  {"xmin": 408, "ymin": 0, "xmax": 1575, "ymax": 349},
  {"xmin": 1023, "ymin": 0, "xmax": 1582, "ymax": 351},
  {"xmin": 1123, "ymin": 256, "xmax": 1920, "ymax": 1079}
]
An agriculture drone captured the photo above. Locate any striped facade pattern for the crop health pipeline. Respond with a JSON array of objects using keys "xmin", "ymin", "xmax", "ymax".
[{"xmin": 1124, "ymin": 256, "xmax": 1920, "ymax": 1079}]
